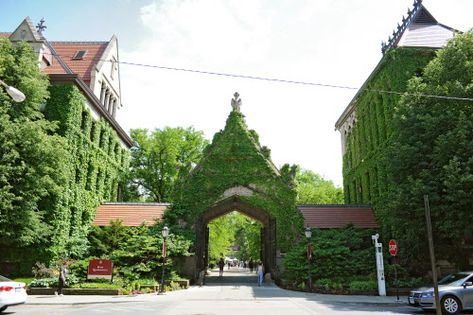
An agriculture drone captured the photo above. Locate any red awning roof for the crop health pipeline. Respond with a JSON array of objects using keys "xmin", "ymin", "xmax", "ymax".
[
  {"xmin": 93, "ymin": 203, "xmax": 168, "ymax": 227},
  {"xmin": 299, "ymin": 205, "xmax": 379, "ymax": 228}
]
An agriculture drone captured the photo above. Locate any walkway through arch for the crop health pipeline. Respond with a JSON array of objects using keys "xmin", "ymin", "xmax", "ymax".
[{"xmin": 195, "ymin": 196, "xmax": 276, "ymax": 281}]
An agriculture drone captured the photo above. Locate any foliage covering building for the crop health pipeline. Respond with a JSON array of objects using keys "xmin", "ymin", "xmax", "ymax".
[
  {"xmin": 335, "ymin": 1, "xmax": 473, "ymax": 271},
  {"xmin": 1, "ymin": 17, "xmax": 132, "ymax": 274}
]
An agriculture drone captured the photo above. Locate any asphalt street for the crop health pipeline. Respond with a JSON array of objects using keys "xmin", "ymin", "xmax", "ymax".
[{"xmin": 4, "ymin": 270, "xmax": 457, "ymax": 315}]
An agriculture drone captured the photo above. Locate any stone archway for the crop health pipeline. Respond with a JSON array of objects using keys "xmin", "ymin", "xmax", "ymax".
[{"xmin": 195, "ymin": 196, "xmax": 276, "ymax": 279}]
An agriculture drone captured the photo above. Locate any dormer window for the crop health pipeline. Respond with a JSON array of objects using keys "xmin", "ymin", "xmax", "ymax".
[{"xmin": 72, "ymin": 50, "xmax": 87, "ymax": 60}]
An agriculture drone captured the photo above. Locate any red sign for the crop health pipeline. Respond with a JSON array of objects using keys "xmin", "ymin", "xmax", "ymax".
[
  {"xmin": 87, "ymin": 259, "xmax": 113, "ymax": 280},
  {"xmin": 389, "ymin": 239, "xmax": 398, "ymax": 256}
]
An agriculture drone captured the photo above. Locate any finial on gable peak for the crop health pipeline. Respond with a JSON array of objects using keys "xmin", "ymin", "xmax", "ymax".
[
  {"xmin": 231, "ymin": 92, "xmax": 242, "ymax": 112},
  {"xmin": 36, "ymin": 18, "xmax": 47, "ymax": 34}
]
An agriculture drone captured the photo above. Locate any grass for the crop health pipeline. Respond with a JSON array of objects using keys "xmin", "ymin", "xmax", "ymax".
[{"xmin": 12, "ymin": 277, "xmax": 34, "ymax": 284}]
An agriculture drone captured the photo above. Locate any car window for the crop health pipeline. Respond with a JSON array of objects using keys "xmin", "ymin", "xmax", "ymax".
[
  {"xmin": 0, "ymin": 275, "xmax": 11, "ymax": 281},
  {"xmin": 439, "ymin": 273, "xmax": 471, "ymax": 285}
]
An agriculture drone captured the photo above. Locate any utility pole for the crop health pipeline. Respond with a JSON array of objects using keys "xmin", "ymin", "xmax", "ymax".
[{"xmin": 424, "ymin": 195, "xmax": 442, "ymax": 315}]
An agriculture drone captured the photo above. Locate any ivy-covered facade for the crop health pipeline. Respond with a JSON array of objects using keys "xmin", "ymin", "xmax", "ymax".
[
  {"xmin": 165, "ymin": 93, "xmax": 304, "ymax": 278},
  {"xmin": 2, "ymin": 18, "xmax": 132, "ymax": 273},
  {"xmin": 335, "ymin": 2, "xmax": 457, "ymax": 206}
]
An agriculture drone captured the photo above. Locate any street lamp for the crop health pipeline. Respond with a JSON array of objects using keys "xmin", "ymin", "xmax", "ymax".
[
  {"xmin": 0, "ymin": 79, "xmax": 25, "ymax": 102},
  {"xmin": 305, "ymin": 226, "xmax": 313, "ymax": 290},
  {"xmin": 160, "ymin": 226, "xmax": 169, "ymax": 294}
]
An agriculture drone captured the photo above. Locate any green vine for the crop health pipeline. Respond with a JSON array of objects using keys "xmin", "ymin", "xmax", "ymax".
[
  {"xmin": 165, "ymin": 110, "xmax": 304, "ymax": 252},
  {"xmin": 43, "ymin": 84, "xmax": 129, "ymax": 258},
  {"xmin": 343, "ymin": 48, "xmax": 436, "ymax": 206}
]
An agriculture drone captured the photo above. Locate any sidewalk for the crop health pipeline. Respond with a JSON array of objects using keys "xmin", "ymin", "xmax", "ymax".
[{"xmin": 25, "ymin": 288, "xmax": 408, "ymax": 306}]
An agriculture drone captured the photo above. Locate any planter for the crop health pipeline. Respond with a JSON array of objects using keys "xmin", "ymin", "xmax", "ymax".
[{"xmin": 27, "ymin": 287, "xmax": 122, "ymax": 295}]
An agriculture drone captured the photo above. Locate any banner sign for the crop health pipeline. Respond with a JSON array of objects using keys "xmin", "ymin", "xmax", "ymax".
[{"xmin": 87, "ymin": 259, "xmax": 113, "ymax": 280}]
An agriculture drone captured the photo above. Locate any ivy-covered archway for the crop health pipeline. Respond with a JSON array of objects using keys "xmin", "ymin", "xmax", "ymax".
[{"xmin": 165, "ymin": 93, "xmax": 304, "ymax": 279}]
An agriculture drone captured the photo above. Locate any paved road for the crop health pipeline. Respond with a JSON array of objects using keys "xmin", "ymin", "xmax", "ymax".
[{"xmin": 5, "ymin": 270, "xmax": 444, "ymax": 315}]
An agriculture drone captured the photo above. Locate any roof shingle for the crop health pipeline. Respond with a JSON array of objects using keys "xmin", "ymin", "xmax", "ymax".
[
  {"xmin": 298, "ymin": 204, "xmax": 379, "ymax": 229},
  {"xmin": 93, "ymin": 203, "xmax": 169, "ymax": 227},
  {"xmin": 44, "ymin": 41, "xmax": 108, "ymax": 83}
]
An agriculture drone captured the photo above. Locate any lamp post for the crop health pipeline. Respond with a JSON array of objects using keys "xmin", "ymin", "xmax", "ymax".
[
  {"xmin": 305, "ymin": 226, "xmax": 313, "ymax": 290},
  {"xmin": 160, "ymin": 226, "xmax": 169, "ymax": 294},
  {"xmin": 0, "ymin": 79, "xmax": 26, "ymax": 102}
]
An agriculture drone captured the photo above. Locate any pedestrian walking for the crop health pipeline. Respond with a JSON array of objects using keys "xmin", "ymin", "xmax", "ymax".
[
  {"xmin": 218, "ymin": 258, "xmax": 225, "ymax": 277},
  {"xmin": 256, "ymin": 261, "xmax": 264, "ymax": 286},
  {"xmin": 57, "ymin": 264, "xmax": 66, "ymax": 296}
]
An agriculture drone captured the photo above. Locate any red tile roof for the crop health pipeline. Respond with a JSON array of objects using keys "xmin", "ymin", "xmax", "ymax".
[
  {"xmin": 93, "ymin": 203, "xmax": 169, "ymax": 227},
  {"xmin": 0, "ymin": 33, "xmax": 11, "ymax": 38},
  {"xmin": 44, "ymin": 41, "xmax": 108, "ymax": 83},
  {"xmin": 298, "ymin": 205, "xmax": 379, "ymax": 229}
]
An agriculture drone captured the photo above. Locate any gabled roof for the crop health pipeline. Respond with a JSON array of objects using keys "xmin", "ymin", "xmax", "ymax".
[
  {"xmin": 93, "ymin": 202, "xmax": 169, "ymax": 226},
  {"xmin": 0, "ymin": 32, "xmax": 11, "ymax": 38},
  {"xmin": 9, "ymin": 17, "xmax": 43, "ymax": 42},
  {"xmin": 299, "ymin": 204, "xmax": 379, "ymax": 228},
  {"xmin": 381, "ymin": 0, "xmax": 458, "ymax": 53},
  {"xmin": 43, "ymin": 41, "xmax": 108, "ymax": 84}
]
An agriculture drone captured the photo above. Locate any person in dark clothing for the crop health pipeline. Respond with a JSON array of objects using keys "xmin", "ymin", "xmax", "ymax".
[
  {"xmin": 218, "ymin": 258, "xmax": 225, "ymax": 277},
  {"xmin": 57, "ymin": 264, "xmax": 66, "ymax": 296},
  {"xmin": 249, "ymin": 259, "xmax": 254, "ymax": 272}
]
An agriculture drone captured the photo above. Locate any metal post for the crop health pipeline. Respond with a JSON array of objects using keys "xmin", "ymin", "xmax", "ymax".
[
  {"xmin": 424, "ymin": 195, "xmax": 442, "ymax": 315},
  {"xmin": 394, "ymin": 256, "xmax": 399, "ymax": 302},
  {"xmin": 160, "ymin": 238, "xmax": 166, "ymax": 294},
  {"xmin": 307, "ymin": 242, "xmax": 312, "ymax": 290}
]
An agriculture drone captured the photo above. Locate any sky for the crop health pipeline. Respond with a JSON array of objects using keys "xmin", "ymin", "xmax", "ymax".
[{"xmin": 1, "ymin": 0, "xmax": 472, "ymax": 187}]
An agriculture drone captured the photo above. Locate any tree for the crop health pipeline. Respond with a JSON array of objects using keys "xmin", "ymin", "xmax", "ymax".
[
  {"xmin": 0, "ymin": 39, "xmax": 66, "ymax": 256},
  {"xmin": 128, "ymin": 127, "xmax": 208, "ymax": 202},
  {"xmin": 296, "ymin": 169, "xmax": 344, "ymax": 204},
  {"xmin": 387, "ymin": 31, "xmax": 473, "ymax": 270}
]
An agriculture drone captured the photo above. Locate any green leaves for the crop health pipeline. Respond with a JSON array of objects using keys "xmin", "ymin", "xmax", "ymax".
[
  {"xmin": 386, "ymin": 31, "xmax": 473, "ymax": 270},
  {"xmin": 128, "ymin": 127, "xmax": 208, "ymax": 202},
  {"xmin": 295, "ymin": 169, "xmax": 343, "ymax": 204}
]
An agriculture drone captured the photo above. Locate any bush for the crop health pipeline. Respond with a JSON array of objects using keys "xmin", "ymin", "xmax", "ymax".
[
  {"xmin": 32, "ymin": 262, "xmax": 57, "ymax": 278},
  {"xmin": 349, "ymin": 279, "xmax": 378, "ymax": 291},
  {"xmin": 29, "ymin": 278, "xmax": 58, "ymax": 288},
  {"xmin": 69, "ymin": 282, "xmax": 122, "ymax": 289}
]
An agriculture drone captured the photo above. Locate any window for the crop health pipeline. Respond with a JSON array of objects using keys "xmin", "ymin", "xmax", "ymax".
[{"xmin": 72, "ymin": 50, "xmax": 87, "ymax": 60}]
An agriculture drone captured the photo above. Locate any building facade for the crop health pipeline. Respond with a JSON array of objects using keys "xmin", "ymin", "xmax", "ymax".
[
  {"xmin": 335, "ymin": 0, "xmax": 458, "ymax": 205},
  {"xmin": 3, "ymin": 17, "xmax": 133, "ymax": 269}
]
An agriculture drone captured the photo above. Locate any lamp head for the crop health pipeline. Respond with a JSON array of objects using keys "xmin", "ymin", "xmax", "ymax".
[
  {"xmin": 162, "ymin": 225, "xmax": 170, "ymax": 238},
  {"xmin": 6, "ymin": 86, "xmax": 26, "ymax": 102},
  {"xmin": 304, "ymin": 226, "xmax": 312, "ymax": 239}
]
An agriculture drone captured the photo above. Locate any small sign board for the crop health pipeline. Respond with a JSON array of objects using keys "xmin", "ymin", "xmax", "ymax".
[
  {"xmin": 388, "ymin": 239, "xmax": 398, "ymax": 256},
  {"xmin": 87, "ymin": 259, "xmax": 113, "ymax": 280}
]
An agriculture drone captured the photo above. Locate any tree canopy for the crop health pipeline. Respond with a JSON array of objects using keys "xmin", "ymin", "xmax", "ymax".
[
  {"xmin": 128, "ymin": 127, "xmax": 208, "ymax": 202},
  {"xmin": 0, "ymin": 39, "xmax": 66, "ymax": 250},
  {"xmin": 295, "ymin": 169, "xmax": 344, "ymax": 204},
  {"xmin": 387, "ymin": 31, "xmax": 473, "ymax": 270}
]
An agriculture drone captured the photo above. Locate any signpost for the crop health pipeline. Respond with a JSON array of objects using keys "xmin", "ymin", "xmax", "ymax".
[
  {"xmin": 372, "ymin": 234, "xmax": 386, "ymax": 296},
  {"xmin": 87, "ymin": 259, "xmax": 113, "ymax": 280},
  {"xmin": 389, "ymin": 239, "xmax": 399, "ymax": 301}
]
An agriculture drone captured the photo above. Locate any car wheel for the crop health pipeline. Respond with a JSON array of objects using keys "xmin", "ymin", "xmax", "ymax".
[{"xmin": 441, "ymin": 295, "xmax": 461, "ymax": 315}]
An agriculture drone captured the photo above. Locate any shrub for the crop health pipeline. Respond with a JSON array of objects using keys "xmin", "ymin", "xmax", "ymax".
[
  {"xmin": 29, "ymin": 278, "xmax": 58, "ymax": 288},
  {"xmin": 32, "ymin": 262, "xmax": 57, "ymax": 278},
  {"xmin": 349, "ymin": 279, "xmax": 377, "ymax": 291}
]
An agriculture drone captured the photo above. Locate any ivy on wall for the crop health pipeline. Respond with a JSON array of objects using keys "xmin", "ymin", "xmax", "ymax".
[
  {"xmin": 342, "ymin": 48, "xmax": 435, "ymax": 206},
  {"xmin": 41, "ymin": 84, "xmax": 129, "ymax": 259},
  {"xmin": 165, "ymin": 110, "xmax": 304, "ymax": 252}
]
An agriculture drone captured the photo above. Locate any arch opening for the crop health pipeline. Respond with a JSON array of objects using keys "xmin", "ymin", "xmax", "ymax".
[{"xmin": 195, "ymin": 197, "xmax": 277, "ymax": 282}]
